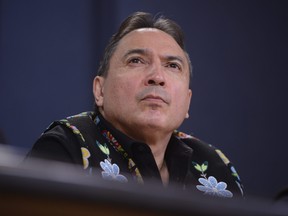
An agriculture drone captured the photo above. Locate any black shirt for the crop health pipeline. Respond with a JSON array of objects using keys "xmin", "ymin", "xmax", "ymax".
[{"xmin": 28, "ymin": 112, "xmax": 244, "ymax": 198}]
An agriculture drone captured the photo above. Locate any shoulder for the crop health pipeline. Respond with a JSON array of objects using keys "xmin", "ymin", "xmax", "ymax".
[
  {"xmin": 173, "ymin": 131, "xmax": 218, "ymax": 156},
  {"xmin": 28, "ymin": 124, "xmax": 82, "ymax": 164},
  {"xmin": 173, "ymin": 131, "xmax": 244, "ymax": 197},
  {"xmin": 28, "ymin": 112, "xmax": 95, "ymax": 164},
  {"xmin": 174, "ymin": 130, "xmax": 232, "ymax": 163}
]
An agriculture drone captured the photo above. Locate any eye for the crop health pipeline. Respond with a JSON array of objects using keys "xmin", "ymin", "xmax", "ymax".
[
  {"xmin": 167, "ymin": 62, "xmax": 181, "ymax": 71},
  {"xmin": 128, "ymin": 57, "xmax": 143, "ymax": 64}
]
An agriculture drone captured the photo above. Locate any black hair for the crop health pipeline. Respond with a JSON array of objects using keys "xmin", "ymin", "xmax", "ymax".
[{"xmin": 97, "ymin": 11, "xmax": 192, "ymax": 77}]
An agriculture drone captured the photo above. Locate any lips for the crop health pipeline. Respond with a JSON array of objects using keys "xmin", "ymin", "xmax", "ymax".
[
  {"xmin": 142, "ymin": 94, "xmax": 167, "ymax": 104},
  {"xmin": 136, "ymin": 87, "xmax": 171, "ymax": 104}
]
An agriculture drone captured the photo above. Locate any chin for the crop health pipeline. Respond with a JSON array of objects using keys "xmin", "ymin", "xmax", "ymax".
[
  {"xmin": 140, "ymin": 117, "xmax": 167, "ymax": 129},
  {"xmin": 135, "ymin": 111, "xmax": 177, "ymax": 129}
]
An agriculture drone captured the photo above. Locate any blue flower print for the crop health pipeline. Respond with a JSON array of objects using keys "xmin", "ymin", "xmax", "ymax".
[
  {"xmin": 100, "ymin": 159, "xmax": 128, "ymax": 183},
  {"xmin": 196, "ymin": 176, "xmax": 233, "ymax": 198}
]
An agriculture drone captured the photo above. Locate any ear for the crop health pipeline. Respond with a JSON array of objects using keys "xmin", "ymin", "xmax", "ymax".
[
  {"xmin": 93, "ymin": 76, "xmax": 105, "ymax": 107},
  {"xmin": 185, "ymin": 89, "xmax": 192, "ymax": 119}
]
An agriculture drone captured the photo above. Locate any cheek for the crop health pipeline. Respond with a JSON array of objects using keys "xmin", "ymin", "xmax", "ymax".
[
  {"xmin": 105, "ymin": 78, "xmax": 136, "ymax": 104},
  {"xmin": 172, "ymin": 87, "xmax": 191, "ymax": 111}
]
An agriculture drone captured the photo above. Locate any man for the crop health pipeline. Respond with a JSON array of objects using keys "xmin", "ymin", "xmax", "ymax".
[{"xmin": 28, "ymin": 12, "xmax": 243, "ymax": 198}]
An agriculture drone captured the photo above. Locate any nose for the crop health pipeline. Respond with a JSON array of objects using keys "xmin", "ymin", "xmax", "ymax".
[{"xmin": 145, "ymin": 64, "xmax": 166, "ymax": 87}]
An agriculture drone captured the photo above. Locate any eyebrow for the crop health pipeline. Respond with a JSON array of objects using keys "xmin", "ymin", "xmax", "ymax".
[
  {"xmin": 122, "ymin": 48, "xmax": 149, "ymax": 60},
  {"xmin": 122, "ymin": 48, "xmax": 185, "ymax": 65},
  {"xmin": 165, "ymin": 55, "xmax": 185, "ymax": 65}
]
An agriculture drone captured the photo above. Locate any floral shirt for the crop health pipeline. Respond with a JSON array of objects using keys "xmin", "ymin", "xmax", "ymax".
[{"xmin": 28, "ymin": 112, "xmax": 244, "ymax": 198}]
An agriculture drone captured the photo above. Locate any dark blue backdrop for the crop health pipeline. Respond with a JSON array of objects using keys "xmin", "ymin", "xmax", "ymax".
[{"xmin": 1, "ymin": 0, "xmax": 288, "ymax": 199}]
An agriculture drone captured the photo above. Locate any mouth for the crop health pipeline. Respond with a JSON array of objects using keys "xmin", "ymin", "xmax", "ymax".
[
  {"xmin": 137, "ymin": 87, "xmax": 171, "ymax": 105},
  {"xmin": 141, "ymin": 95, "xmax": 168, "ymax": 104}
]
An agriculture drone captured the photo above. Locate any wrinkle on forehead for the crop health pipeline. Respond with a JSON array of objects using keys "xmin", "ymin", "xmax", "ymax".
[{"xmin": 119, "ymin": 29, "xmax": 186, "ymax": 60}]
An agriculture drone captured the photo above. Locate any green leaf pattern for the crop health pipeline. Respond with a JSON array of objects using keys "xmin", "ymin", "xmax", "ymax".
[
  {"xmin": 96, "ymin": 141, "xmax": 110, "ymax": 158},
  {"xmin": 193, "ymin": 161, "xmax": 208, "ymax": 176}
]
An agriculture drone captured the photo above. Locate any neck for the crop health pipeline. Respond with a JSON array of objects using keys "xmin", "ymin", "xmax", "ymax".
[
  {"xmin": 143, "ymin": 133, "xmax": 171, "ymax": 186},
  {"xmin": 124, "ymin": 127, "xmax": 171, "ymax": 185},
  {"xmin": 100, "ymin": 112, "xmax": 171, "ymax": 184},
  {"xmin": 147, "ymin": 137, "xmax": 169, "ymax": 168},
  {"xmin": 124, "ymin": 129, "xmax": 171, "ymax": 185}
]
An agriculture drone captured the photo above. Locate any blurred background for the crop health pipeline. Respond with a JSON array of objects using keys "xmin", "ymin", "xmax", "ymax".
[{"xmin": 1, "ymin": 0, "xmax": 288, "ymax": 199}]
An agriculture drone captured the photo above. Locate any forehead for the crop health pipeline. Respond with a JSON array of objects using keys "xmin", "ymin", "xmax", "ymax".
[{"xmin": 115, "ymin": 28, "xmax": 186, "ymax": 59}]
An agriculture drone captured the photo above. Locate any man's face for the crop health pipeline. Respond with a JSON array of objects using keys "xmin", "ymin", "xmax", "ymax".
[{"xmin": 94, "ymin": 28, "xmax": 192, "ymax": 140}]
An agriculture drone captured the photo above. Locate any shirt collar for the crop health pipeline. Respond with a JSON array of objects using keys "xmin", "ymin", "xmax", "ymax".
[
  {"xmin": 165, "ymin": 135, "xmax": 194, "ymax": 183},
  {"xmin": 97, "ymin": 114, "xmax": 136, "ymax": 156},
  {"xmin": 97, "ymin": 113, "xmax": 193, "ymax": 161}
]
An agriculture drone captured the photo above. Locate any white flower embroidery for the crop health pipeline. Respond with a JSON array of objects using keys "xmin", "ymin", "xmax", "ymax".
[
  {"xmin": 100, "ymin": 159, "xmax": 128, "ymax": 183},
  {"xmin": 196, "ymin": 176, "xmax": 233, "ymax": 198}
]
